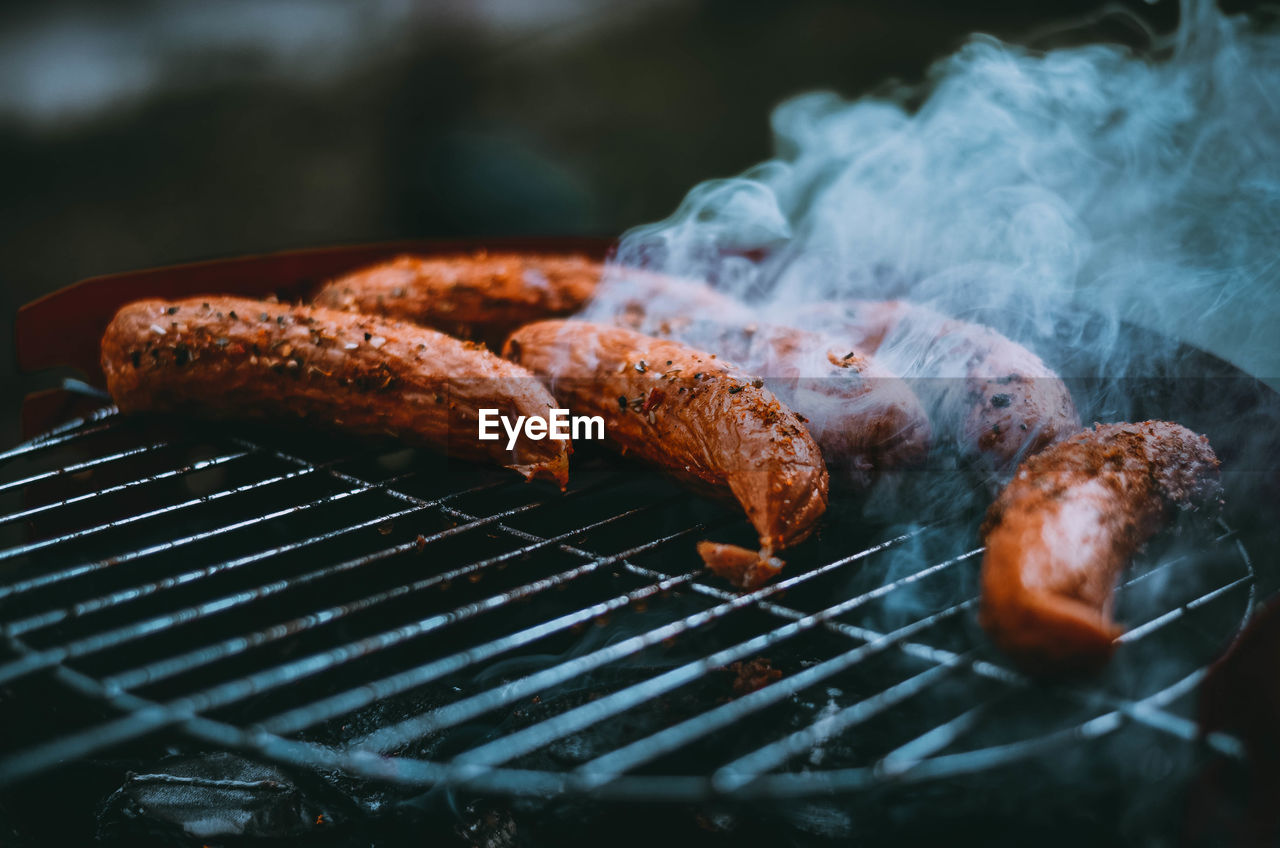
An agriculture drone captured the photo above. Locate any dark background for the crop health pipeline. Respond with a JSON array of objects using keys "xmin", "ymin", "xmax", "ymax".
[{"xmin": 0, "ymin": 0, "xmax": 1222, "ymax": 446}]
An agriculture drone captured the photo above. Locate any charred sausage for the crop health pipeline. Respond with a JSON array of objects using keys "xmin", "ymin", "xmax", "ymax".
[
  {"xmin": 504, "ymin": 320, "xmax": 828, "ymax": 589},
  {"xmin": 313, "ymin": 252, "xmax": 750, "ymax": 349},
  {"xmin": 980, "ymin": 421, "xmax": 1221, "ymax": 671},
  {"xmin": 807, "ymin": 300, "xmax": 1080, "ymax": 471},
  {"xmin": 101, "ymin": 296, "xmax": 570, "ymax": 486},
  {"xmin": 639, "ymin": 318, "xmax": 932, "ymax": 486}
]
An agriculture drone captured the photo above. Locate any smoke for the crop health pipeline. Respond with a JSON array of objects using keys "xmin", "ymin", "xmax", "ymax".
[
  {"xmin": 594, "ymin": 0, "xmax": 1280, "ymax": 388},
  {"xmin": 568, "ymin": 2, "xmax": 1275, "ymax": 821}
]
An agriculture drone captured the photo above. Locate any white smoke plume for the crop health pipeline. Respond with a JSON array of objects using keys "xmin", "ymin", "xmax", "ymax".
[{"xmin": 592, "ymin": 0, "xmax": 1280, "ymax": 388}]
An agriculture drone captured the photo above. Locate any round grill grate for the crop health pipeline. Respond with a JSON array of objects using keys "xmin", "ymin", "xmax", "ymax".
[{"xmin": 0, "ymin": 404, "xmax": 1255, "ymax": 801}]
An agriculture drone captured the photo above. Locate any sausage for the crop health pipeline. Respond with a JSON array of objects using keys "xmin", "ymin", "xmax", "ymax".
[
  {"xmin": 101, "ymin": 296, "xmax": 570, "ymax": 487},
  {"xmin": 313, "ymin": 252, "xmax": 601, "ymax": 349},
  {"xmin": 315, "ymin": 253, "xmax": 927, "ymax": 482},
  {"xmin": 979, "ymin": 421, "xmax": 1221, "ymax": 671},
  {"xmin": 638, "ymin": 317, "xmax": 932, "ymax": 486},
  {"xmin": 504, "ymin": 320, "xmax": 828, "ymax": 589},
  {"xmin": 805, "ymin": 300, "xmax": 1080, "ymax": 471},
  {"xmin": 313, "ymin": 252, "xmax": 751, "ymax": 349}
]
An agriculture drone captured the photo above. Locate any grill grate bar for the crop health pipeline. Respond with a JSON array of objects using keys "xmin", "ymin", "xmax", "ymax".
[
  {"xmin": 0, "ymin": 437, "xmax": 478, "ymax": 599},
  {"xmin": 581, "ymin": 559, "xmax": 1247, "ymax": 791},
  {"xmin": 101, "ymin": 494, "xmax": 673, "ymax": 695},
  {"xmin": 159, "ymin": 517, "xmax": 701, "ymax": 720},
  {"xmin": 0, "ymin": 403, "xmax": 1258, "ymax": 798},
  {"xmin": 259, "ymin": 565, "xmax": 707, "ymax": 737},
  {"xmin": 0, "ymin": 499, "xmax": 433, "ymax": 686},
  {"xmin": 0, "ymin": 522, "xmax": 711, "ymax": 779},
  {"xmin": 0, "ymin": 449, "xmax": 251, "ymax": 527},
  {"xmin": 0, "ymin": 441, "xmax": 171, "ymax": 496},
  {"xmin": 709, "ymin": 655, "xmax": 972, "ymax": 792},
  {"xmin": 456, "ymin": 597, "xmax": 973, "ymax": 775},
  {"xmin": 876, "ymin": 699, "xmax": 1002, "ymax": 777},
  {"xmin": 0, "ymin": 655, "xmax": 221, "ymax": 786},
  {"xmin": 2, "ymin": 467, "xmax": 403, "ymax": 634},
  {"xmin": 1114, "ymin": 574, "xmax": 1253, "ymax": 644},
  {"xmin": 0, "ymin": 406, "xmax": 120, "ymax": 464},
  {"xmin": 0, "ymin": 449, "xmax": 350, "ymax": 570},
  {"xmin": 260, "ymin": 509, "xmax": 756, "ymax": 742},
  {"xmin": 767, "ymin": 578, "xmax": 1241, "ymax": 753},
  {"xmin": 674, "ymin": 664, "xmax": 1235, "ymax": 797},
  {"xmin": 0, "ymin": 472, "xmax": 520, "ymax": 686},
  {"xmin": 618, "ymin": 548, "xmax": 981, "ymax": 655},
  {"xmin": 881, "ymin": 664, "xmax": 1244, "ymax": 786},
  {"xmin": 561, "ymin": 540, "xmax": 1248, "ymax": 785},
  {"xmin": 446, "ymin": 541, "xmax": 974, "ymax": 772},
  {"xmin": 348, "ymin": 529, "xmax": 928, "ymax": 755},
  {"xmin": 890, "ymin": 581, "xmax": 1250, "ymax": 756},
  {"xmin": 229, "ymin": 438, "xmax": 437, "ymax": 510},
  {"xmin": 3, "ymin": 464, "xmax": 533, "ymax": 640}
]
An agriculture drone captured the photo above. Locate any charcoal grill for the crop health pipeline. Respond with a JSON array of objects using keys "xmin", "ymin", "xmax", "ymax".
[{"xmin": 1, "ymin": 241, "xmax": 1276, "ymax": 837}]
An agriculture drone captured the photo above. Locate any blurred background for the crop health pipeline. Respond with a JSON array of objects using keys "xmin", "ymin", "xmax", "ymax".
[{"xmin": 0, "ymin": 0, "xmax": 1258, "ymax": 446}]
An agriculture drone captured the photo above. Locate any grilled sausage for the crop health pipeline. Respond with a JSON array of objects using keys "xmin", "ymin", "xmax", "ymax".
[
  {"xmin": 313, "ymin": 252, "xmax": 750, "ymax": 349},
  {"xmin": 315, "ymin": 253, "xmax": 930, "ymax": 482},
  {"xmin": 979, "ymin": 421, "xmax": 1221, "ymax": 671},
  {"xmin": 504, "ymin": 320, "xmax": 829, "ymax": 588},
  {"xmin": 313, "ymin": 252, "xmax": 600, "ymax": 348},
  {"xmin": 805, "ymin": 300, "xmax": 1080, "ymax": 471},
  {"xmin": 101, "ymin": 296, "xmax": 570, "ymax": 486},
  {"xmin": 638, "ymin": 317, "xmax": 931, "ymax": 486}
]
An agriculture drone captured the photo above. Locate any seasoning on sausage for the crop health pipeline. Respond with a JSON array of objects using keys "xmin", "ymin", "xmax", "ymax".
[
  {"xmin": 637, "ymin": 318, "xmax": 932, "ymax": 487},
  {"xmin": 504, "ymin": 320, "xmax": 829, "ymax": 589},
  {"xmin": 101, "ymin": 296, "xmax": 570, "ymax": 487}
]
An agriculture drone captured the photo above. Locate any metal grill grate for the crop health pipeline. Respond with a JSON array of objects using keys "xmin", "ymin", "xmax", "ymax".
[{"xmin": 0, "ymin": 405, "xmax": 1255, "ymax": 801}]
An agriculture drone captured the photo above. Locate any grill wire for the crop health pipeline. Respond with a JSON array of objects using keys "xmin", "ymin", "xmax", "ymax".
[{"xmin": 0, "ymin": 404, "xmax": 1255, "ymax": 802}]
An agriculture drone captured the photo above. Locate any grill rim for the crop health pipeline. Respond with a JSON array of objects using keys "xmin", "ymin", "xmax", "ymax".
[{"xmin": 0, "ymin": 402, "xmax": 1258, "ymax": 801}]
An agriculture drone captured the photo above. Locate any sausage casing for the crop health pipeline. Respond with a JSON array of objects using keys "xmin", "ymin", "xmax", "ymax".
[
  {"xmin": 313, "ymin": 252, "xmax": 601, "ymax": 348},
  {"xmin": 313, "ymin": 252, "xmax": 749, "ymax": 349},
  {"xmin": 809, "ymin": 300, "xmax": 1080, "ymax": 471},
  {"xmin": 979, "ymin": 421, "xmax": 1221, "ymax": 671},
  {"xmin": 638, "ymin": 318, "xmax": 932, "ymax": 486},
  {"xmin": 101, "ymin": 296, "xmax": 570, "ymax": 486},
  {"xmin": 504, "ymin": 320, "xmax": 829, "ymax": 588}
]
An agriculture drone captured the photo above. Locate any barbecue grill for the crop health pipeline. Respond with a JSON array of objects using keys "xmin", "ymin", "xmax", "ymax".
[{"xmin": 2, "ymin": 240, "xmax": 1277, "ymax": 844}]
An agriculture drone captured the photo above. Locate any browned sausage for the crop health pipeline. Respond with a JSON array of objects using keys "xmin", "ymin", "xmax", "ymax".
[
  {"xmin": 315, "ymin": 253, "xmax": 930, "ymax": 481},
  {"xmin": 504, "ymin": 320, "xmax": 828, "ymax": 589},
  {"xmin": 312, "ymin": 252, "xmax": 750, "ymax": 349},
  {"xmin": 314, "ymin": 252, "xmax": 926, "ymax": 484},
  {"xmin": 806, "ymin": 300, "xmax": 1080, "ymax": 471},
  {"xmin": 980, "ymin": 421, "xmax": 1221, "ymax": 671},
  {"xmin": 101, "ymin": 296, "xmax": 570, "ymax": 486},
  {"xmin": 638, "ymin": 317, "xmax": 932, "ymax": 486}
]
